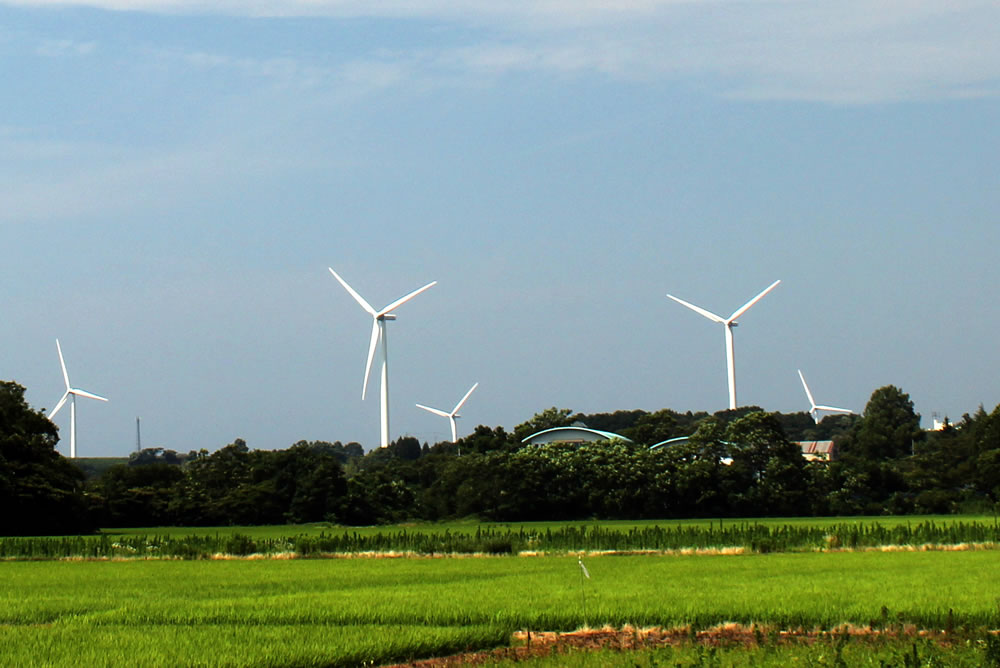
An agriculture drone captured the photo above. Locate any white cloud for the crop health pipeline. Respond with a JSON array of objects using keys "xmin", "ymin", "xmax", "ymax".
[
  {"xmin": 1, "ymin": 0, "xmax": 693, "ymax": 20},
  {"xmin": 35, "ymin": 38, "xmax": 97, "ymax": 57},
  {"xmin": 0, "ymin": 140, "xmax": 211, "ymax": 223},
  {"xmin": 0, "ymin": 128, "xmax": 326, "ymax": 224},
  {"xmin": 4, "ymin": 0, "xmax": 999, "ymax": 102},
  {"xmin": 164, "ymin": 48, "xmax": 317, "ymax": 83}
]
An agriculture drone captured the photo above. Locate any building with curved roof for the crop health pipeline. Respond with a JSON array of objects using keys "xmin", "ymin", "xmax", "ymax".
[
  {"xmin": 521, "ymin": 426, "xmax": 633, "ymax": 446},
  {"xmin": 649, "ymin": 436, "xmax": 691, "ymax": 450}
]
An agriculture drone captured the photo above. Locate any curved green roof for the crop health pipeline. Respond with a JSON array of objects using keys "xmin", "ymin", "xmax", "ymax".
[{"xmin": 521, "ymin": 426, "xmax": 633, "ymax": 444}]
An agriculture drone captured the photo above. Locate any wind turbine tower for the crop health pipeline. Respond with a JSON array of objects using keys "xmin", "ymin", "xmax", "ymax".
[
  {"xmin": 798, "ymin": 369, "xmax": 854, "ymax": 424},
  {"xmin": 48, "ymin": 339, "xmax": 109, "ymax": 459},
  {"xmin": 329, "ymin": 268, "xmax": 436, "ymax": 448},
  {"xmin": 667, "ymin": 280, "xmax": 781, "ymax": 410},
  {"xmin": 416, "ymin": 382, "xmax": 479, "ymax": 444}
]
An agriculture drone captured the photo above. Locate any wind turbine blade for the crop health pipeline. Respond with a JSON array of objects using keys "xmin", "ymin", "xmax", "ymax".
[
  {"xmin": 362, "ymin": 319, "xmax": 380, "ymax": 400},
  {"xmin": 728, "ymin": 280, "xmax": 781, "ymax": 322},
  {"xmin": 453, "ymin": 382, "xmax": 479, "ymax": 413},
  {"xmin": 71, "ymin": 388, "xmax": 109, "ymax": 402},
  {"xmin": 49, "ymin": 392, "xmax": 69, "ymax": 418},
  {"xmin": 56, "ymin": 339, "xmax": 70, "ymax": 389},
  {"xmin": 378, "ymin": 281, "xmax": 437, "ymax": 317},
  {"xmin": 798, "ymin": 369, "xmax": 816, "ymax": 408},
  {"xmin": 415, "ymin": 403, "xmax": 451, "ymax": 418},
  {"xmin": 329, "ymin": 268, "xmax": 377, "ymax": 316},
  {"xmin": 666, "ymin": 295, "xmax": 726, "ymax": 324},
  {"xmin": 814, "ymin": 405, "xmax": 853, "ymax": 414}
]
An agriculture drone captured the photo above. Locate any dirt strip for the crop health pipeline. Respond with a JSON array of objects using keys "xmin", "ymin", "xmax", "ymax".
[{"xmin": 384, "ymin": 624, "xmax": 964, "ymax": 667}]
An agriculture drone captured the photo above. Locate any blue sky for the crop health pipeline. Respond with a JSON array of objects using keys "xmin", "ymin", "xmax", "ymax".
[{"xmin": 2, "ymin": 1, "xmax": 998, "ymax": 456}]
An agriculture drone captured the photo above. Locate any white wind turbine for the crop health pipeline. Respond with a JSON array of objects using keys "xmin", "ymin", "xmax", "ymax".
[
  {"xmin": 798, "ymin": 369, "xmax": 854, "ymax": 424},
  {"xmin": 48, "ymin": 339, "xmax": 109, "ymax": 459},
  {"xmin": 416, "ymin": 382, "xmax": 479, "ymax": 444},
  {"xmin": 667, "ymin": 280, "xmax": 781, "ymax": 410},
  {"xmin": 329, "ymin": 268, "xmax": 436, "ymax": 448}
]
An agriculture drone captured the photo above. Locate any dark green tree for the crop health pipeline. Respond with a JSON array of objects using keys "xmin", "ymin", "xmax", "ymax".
[
  {"xmin": 451, "ymin": 425, "xmax": 513, "ymax": 455},
  {"xmin": 386, "ymin": 436, "xmax": 422, "ymax": 461},
  {"xmin": 844, "ymin": 385, "xmax": 923, "ymax": 461},
  {"xmin": 129, "ymin": 447, "xmax": 186, "ymax": 466},
  {"xmin": 724, "ymin": 411, "xmax": 808, "ymax": 516},
  {"xmin": 92, "ymin": 462, "xmax": 184, "ymax": 527},
  {"xmin": 513, "ymin": 407, "xmax": 574, "ymax": 443},
  {"xmin": 968, "ymin": 405, "xmax": 1000, "ymax": 503},
  {"xmin": 0, "ymin": 381, "xmax": 92, "ymax": 534},
  {"xmin": 572, "ymin": 410, "xmax": 646, "ymax": 434},
  {"xmin": 624, "ymin": 409, "xmax": 681, "ymax": 446},
  {"xmin": 828, "ymin": 386, "xmax": 919, "ymax": 514},
  {"xmin": 667, "ymin": 417, "xmax": 732, "ymax": 517},
  {"xmin": 172, "ymin": 438, "xmax": 252, "ymax": 525}
]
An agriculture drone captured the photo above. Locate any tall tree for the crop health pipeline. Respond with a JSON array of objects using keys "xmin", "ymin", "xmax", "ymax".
[
  {"xmin": 513, "ymin": 407, "xmax": 574, "ymax": 443},
  {"xmin": 724, "ymin": 411, "xmax": 808, "ymax": 516},
  {"xmin": 846, "ymin": 386, "xmax": 923, "ymax": 461},
  {"xmin": 0, "ymin": 381, "xmax": 92, "ymax": 534},
  {"xmin": 624, "ymin": 409, "xmax": 681, "ymax": 446}
]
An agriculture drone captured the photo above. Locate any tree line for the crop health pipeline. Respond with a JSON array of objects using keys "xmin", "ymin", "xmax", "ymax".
[{"xmin": 2, "ymin": 379, "xmax": 1000, "ymax": 535}]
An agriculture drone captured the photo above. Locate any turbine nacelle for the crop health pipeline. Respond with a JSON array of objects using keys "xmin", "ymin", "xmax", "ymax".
[
  {"xmin": 798, "ymin": 369, "xmax": 853, "ymax": 424},
  {"xmin": 667, "ymin": 280, "xmax": 780, "ymax": 410},
  {"xmin": 416, "ymin": 382, "xmax": 479, "ymax": 444}
]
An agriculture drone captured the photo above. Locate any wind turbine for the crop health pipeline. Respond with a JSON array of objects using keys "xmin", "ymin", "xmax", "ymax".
[
  {"xmin": 48, "ymin": 339, "xmax": 109, "ymax": 459},
  {"xmin": 329, "ymin": 268, "xmax": 436, "ymax": 448},
  {"xmin": 798, "ymin": 369, "xmax": 853, "ymax": 424},
  {"xmin": 667, "ymin": 280, "xmax": 781, "ymax": 410},
  {"xmin": 416, "ymin": 382, "xmax": 479, "ymax": 444}
]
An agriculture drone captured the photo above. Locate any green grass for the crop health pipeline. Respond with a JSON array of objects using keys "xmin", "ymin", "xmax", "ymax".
[
  {"xmin": 102, "ymin": 514, "xmax": 1000, "ymax": 538},
  {"xmin": 2, "ymin": 550, "xmax": 1000, "ymax": 665},
  {"xmin": 1, "ymin": 516, "xmax": 988, "ymax": 559},
  {"xmin": 0, "ymin": 623, "xmax": 507, "ymax": 668}
]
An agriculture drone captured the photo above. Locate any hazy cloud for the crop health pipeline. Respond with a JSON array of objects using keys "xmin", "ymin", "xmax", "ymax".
[
  {"xmin": 35, "ymin": 38, "xmax": 97, "ymax": 57},
  {"xmin": 0, "ymin": 129, "xmax": 323, "ymax": 224},
  {"xmin": 5, "ymin": 0, "xmax": 998, "ymax": 103}
]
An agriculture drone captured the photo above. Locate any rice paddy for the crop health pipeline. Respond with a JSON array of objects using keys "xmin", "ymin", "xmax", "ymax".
[{"xmin": 3, "ymin": 542, "xmax": 1000, "ymax": 666}]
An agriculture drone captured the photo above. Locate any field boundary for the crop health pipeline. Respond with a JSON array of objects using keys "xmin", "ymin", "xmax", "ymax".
[
  {"xmin": 3, "ymin": 519, "xmax": 1000, "ymax": 560},
  {"xmin": 387, "ymin": 623, "xmax": 997, "ymax": 667},
  {"xmin": 0, "ymin": 540, "xmax": 987, "ymax": 562}
]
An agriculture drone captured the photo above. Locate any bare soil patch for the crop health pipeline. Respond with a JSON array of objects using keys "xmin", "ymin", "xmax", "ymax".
[{"xmin": 384, "ymin": 623, "xmax": 962, "ymax": 667}]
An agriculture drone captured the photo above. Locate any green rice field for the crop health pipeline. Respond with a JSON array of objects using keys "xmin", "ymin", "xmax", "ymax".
[
  {"xmin": 3, "ymin": 548, "xmax": 1000, "ymax": 666},
  {"xmin": 6, "ymin": 515, "xmax": 1000, "ymax": 560}
]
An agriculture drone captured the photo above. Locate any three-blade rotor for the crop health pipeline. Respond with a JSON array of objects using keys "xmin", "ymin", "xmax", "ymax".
[
  {"xmin": 798, "ymin": 369, "xmax": 853, "ymax": 424},
  {"xmin": 416, "ymin": 382, "xmax": 479, "ymax": 443},
  {"xmin": 667, "ymin": 279, "xmax": 781, "ymax": 326},
  {"xmin": 49, "ymin": 339, "xmax": 109, "ymax": 420},
  {"xmin": 666, "ymin": 280, "xmax": 781, "ymax": 410},
  {"xmin": 328, "ymin": 268, "xmax": 437, "ymax": 400}
]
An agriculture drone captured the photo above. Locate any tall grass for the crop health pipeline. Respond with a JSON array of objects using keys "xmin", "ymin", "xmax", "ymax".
[{"xmin": 3, "ymin": 519, "xmax": 999, "ymax": 559}]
